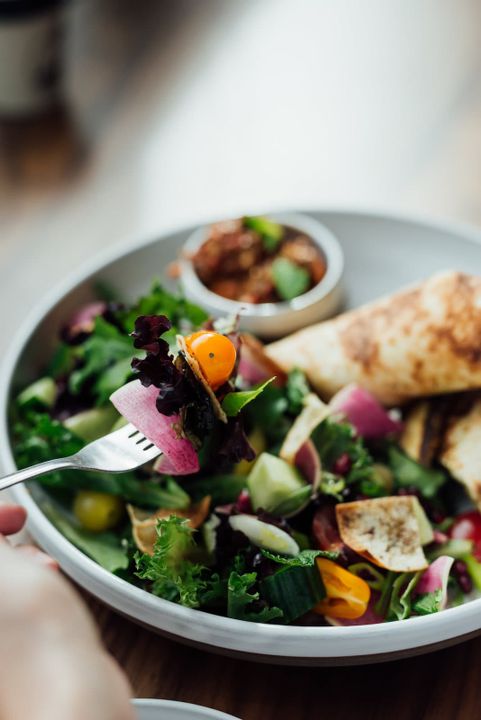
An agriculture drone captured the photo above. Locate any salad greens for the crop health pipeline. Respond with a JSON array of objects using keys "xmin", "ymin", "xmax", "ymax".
[
  {"xmin": 11, "ymin": 280, "xmax": 480, "ymax": 627},
  {"xmin": 135, "ymin": 516, "xmax": 207, "ymax": 608}
]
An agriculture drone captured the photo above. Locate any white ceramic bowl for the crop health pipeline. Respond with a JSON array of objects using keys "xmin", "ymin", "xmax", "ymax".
[
  {"xmin": 3, "ymin": 210, "xmax": 481, "ymax": 665},
  {"xmin": 132, "ymin": 699, "xmax": 239, "ymax": 720},
  {"xmin": 180, "ymin": 213, "xmax": 344, "ymax": 339}
]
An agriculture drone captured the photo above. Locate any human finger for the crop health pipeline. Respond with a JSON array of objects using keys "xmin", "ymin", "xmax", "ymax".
[{"xmin": 0, "ymin": 504, "xmax": 27, "ymax": 536}]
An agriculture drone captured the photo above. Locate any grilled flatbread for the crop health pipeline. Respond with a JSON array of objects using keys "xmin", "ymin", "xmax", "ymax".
[
  {"xmin": 266, "ymin": 272, "xmax": 481, "ymax": 406},
  {"xmin": 439, "ymin": 398, "xmax": 481, "ymax": 509},
  {"xmin": 335, "ymin": 496, "xmax": 429, "ymax": 572}
]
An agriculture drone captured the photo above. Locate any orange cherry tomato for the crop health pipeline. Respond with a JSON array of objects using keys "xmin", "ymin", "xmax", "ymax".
[
  {"xmin": 314, "ymin": 558, "xmax": 371, "ymax": 620},
  {"xmin": 185, "ymin": 331, "xmax": 237, "ymax": 390}
]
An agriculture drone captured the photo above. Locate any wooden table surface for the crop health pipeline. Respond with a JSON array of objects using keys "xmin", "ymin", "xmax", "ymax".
[{"xmin": 2, "ymin": 1, "xmax": 481, "ymax": 717}]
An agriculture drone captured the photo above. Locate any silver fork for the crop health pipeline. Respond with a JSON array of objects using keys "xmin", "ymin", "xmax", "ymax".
[{"xmin": 0, "ymin": 422, "xmax": 162, "ymax": 492}]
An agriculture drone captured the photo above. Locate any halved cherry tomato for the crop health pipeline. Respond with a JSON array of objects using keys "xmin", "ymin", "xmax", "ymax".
[
  {"xmin": 314, "ymin": 558, "xmax": 371, "ymax": 620},
  {"xmin": 185, "ymin": 331, "xmax": 236, "ymax": 391},
  {"xmin": 450, "ymin": 510, "xmax": 481, "ymax": 561}
]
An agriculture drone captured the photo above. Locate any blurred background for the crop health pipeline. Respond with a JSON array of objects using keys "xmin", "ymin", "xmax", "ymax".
[{"xmin": 1, "ymin": 0, "xmax": 481, "ymax": 336}]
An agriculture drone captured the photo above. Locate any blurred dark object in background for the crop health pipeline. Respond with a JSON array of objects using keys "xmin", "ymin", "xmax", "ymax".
[{"xmin": 0, "ymin": 0, "xmax": 65, "ymax": 117}]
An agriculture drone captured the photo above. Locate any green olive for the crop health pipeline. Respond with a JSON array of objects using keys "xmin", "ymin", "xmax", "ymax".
[{"xmin": 73, "ymin": 491, "xmax": 124, "ymax": 532}]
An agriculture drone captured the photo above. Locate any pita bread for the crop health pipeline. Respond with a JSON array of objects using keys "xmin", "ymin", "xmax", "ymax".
[
  {"xmin": 266, "ymin": 272, "xmax": 481, "ymax": 406},
  {"xmin": 399, "ymin": 398, "xmax": 448, "ymax": 466},
  {"xmin": 439, "ymin": 398, "xmax": 481, "ymax": 510},
  {"xmin": 335, "ymin": 496, "xmax": 429, "ymax": 572}
]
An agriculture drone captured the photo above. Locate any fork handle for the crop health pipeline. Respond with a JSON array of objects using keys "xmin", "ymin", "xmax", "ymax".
[{"xmin": 0, "ymin": 457, "xmax": 77, "ymax": 493}]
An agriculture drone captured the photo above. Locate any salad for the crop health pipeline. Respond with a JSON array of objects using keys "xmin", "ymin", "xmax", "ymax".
[{"xmin": 12, "ymin": 275, "xmax": 481, "ymax": 626}]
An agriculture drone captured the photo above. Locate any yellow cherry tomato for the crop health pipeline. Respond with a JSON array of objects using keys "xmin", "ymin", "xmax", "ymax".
[
  {"xmin": 185, "ymin": 331, "xmax": 236, "ymax": 390},
  {"xmin": 73, "ymin": 491, "xmax": 124, "ymax": 532},
  {"xmin": 314, "ymin": 558, "xmax": 371, "ymax": 620}
]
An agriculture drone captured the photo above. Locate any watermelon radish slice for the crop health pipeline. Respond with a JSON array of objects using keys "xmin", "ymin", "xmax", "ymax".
[
  {"xmin": 153, "ymin": 453, "xmax": 194, "ymax": 477},
  {"xmin": 414, "ymin": 555, "xmax": 454, "ymax": 610},
  {"xmin": 330, "ymin": 383, "xmax": 403, "ymax": 439},
  {"xmin": 295, "ymin": 439, "xmax": 321, "ymax": 494},
  {"xmin": 67, "ymin": 301, "xmax": 106, "ymax": 335},
  {"xmin": 110, "ymin": 380, "xmax": 199, "ymax": 475}
]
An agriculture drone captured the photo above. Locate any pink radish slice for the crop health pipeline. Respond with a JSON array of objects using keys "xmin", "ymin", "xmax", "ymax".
[
  {"xmin": 153, "ymin": 454, "xmax": 192, "ymax": 476},
  {"xmin": 433, "ymin": 529, "xmax": 449, "ymax": 544},
  {"xmin": 238, "ymin": 347, "xmax": 272, "ymax": 385},
  {"xmin": 295, "ymin": 439, "xmax": 321, "ymax": 492},
  {"xmin": 110, "ymin": 380, "xmax": 199, "ymax": 475},
  {"xmin": 414, "ymin": 556, "xmax": 454, "ymax": 609},
  {"xmin": 330, "ymin": 384, "xmax": 403, "ymax": 439},
  {"xmin": 68, "ymin": 301, "xmax": 107, "ymax": 333}
]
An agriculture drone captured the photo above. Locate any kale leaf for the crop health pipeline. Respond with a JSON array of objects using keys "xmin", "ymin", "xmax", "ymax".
[{"xmin": 135, "ymin": 516, "xmax": 207, "ymax": 608}]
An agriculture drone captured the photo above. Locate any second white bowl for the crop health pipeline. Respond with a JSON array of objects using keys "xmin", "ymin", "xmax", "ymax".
[{"xmin": 180, "ymin": 212, "xmax": 344, "ymax": 339}]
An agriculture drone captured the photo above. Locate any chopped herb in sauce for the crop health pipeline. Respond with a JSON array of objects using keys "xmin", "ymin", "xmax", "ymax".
[{"xmin": 191, "ymin": 216, "xmax": 327, "ymax": 304}]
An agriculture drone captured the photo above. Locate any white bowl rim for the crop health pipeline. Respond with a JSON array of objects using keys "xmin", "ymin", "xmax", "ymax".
[
  {"xmin": 132, "ymin": 698, "xmax": 240, "ymax": 719},
  {"xmin": 3, "ymin": 207, "xmax": 481, "ymax": 659},
  {"xmin": 179, "ymin": 212, "xmax": 344, "ymax": 318}
]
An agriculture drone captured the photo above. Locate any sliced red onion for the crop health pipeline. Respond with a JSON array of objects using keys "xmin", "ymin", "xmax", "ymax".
[
  {"xmin": 329, "ymin": 383, "xmax": 403, "ymax": 439},
  {"xmin": 238, "ymin": 335, "xmax": 287, "ymax": 386},
  {"xmin": 238, "ymin": 349, "xmax": 271, "ymax": 385},
  {"xmin": 110, "ymin": 380, "xmax": 199, "ymax": 475},
  {"xmin": 414, "ymin": 555, "xmax": 454, "ymax": 610},
  {"xmin": 295, "ymin": 439, "xmax": 321, "ymax": 494},
  {"xmin": 68, "ymin": 301, "xmax": 106, "ymax": 335}
]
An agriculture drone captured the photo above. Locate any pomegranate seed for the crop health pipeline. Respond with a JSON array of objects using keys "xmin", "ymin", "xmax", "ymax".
[
  {"xmin": 333, "ymin": 453, "xmax": 351, "ymax": 476},
  {"xmin": 453, "ymin": 560, "xmax": 473, "ymax": 594},
  {"xmin": 235, "ymin": 490, "xmax": 252, "ymax": 514}
]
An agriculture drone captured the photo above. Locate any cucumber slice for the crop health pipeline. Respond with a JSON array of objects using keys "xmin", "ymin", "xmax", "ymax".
[
  {"xmin": 413, "ymin": 497, "xmax": 434, "ymax": 545},
  {"xmin": 18, "ymin": 377, "xmax": 57, "ymax": 409},
  {"xmin": 247, "ymin": 452, "xmax": 306, "ymax": 512},
  {"xmin": 229, "ymin": 514, "xmax": 299, "ymax": 556},
  {"xmin": 64, "ymin": 406, "xmax": 119, "ymax": 443},
  {"xmin": 261, "ymin": 564, "xmax": 325, "ymax": 622}
]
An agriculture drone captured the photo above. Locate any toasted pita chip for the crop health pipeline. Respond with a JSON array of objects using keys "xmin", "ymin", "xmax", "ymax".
[
  {"xmin": 335, "ymin": 496, "xmax": 429, "ymax": 572},
  {"xmin": 127, "ymin": 496, "xmax": 211, "ymax": 555},
  {"xmin": 439, "ymin": 398, "xmax": 481, "ymax": 510}
]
